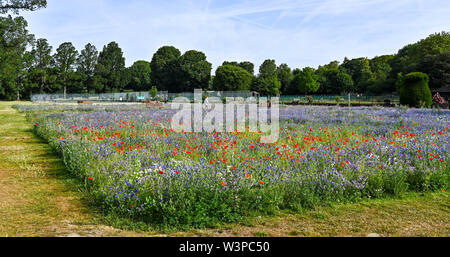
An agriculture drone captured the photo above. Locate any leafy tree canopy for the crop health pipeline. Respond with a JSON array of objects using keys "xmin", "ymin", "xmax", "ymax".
[
  {"xmin": 95, "ymin": 41, "xmax": 126, "ymax": 92},
  {"xmin": 391, "ymin": 31, "xmax": 450, "ymax": 76},
  {"xmin": 213, "ymin": 64, "xmax": 253, "ymax": 91},
  {"xmin": 178, "ymin": 50, "xmax": 211, "ymax": 91},
  {"xmin": 0, "ymin": 0, "xmax": 46, "ymax": 14},
  {"xmin": 150, "ymin": 45, "xmax": 181, "ymax": 92},
  {"xmin": 128, "ymin": 60, "xmax": 152, "ymax": 91}
]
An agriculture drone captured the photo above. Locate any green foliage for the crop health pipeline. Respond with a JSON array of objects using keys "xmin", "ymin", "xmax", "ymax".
[
  {"xmin": 391, "ymin": 31, "xmax": 450, "ymax": 77},
  {"xmin": 417, "ymin": 51, "xmax": 450, "ymax": 90},
  {"xmin": 288, "ymin": 67, "xmax": 319, "ymax": 95},
  {"xmin": 258, "ymin": 59, "xmax": 277, "ymax": 78},
  {"xmin": 29, "ymin": 38, "xmax": 52, "ymax": 93},
  {"xmin": 213, "ymin": 64, "xmax": 253, "ymax": 91},
  {"xmin": 65, "ymin": 71, "xmax": 85, "ymax": 93},
  {"xmin": 367, "ymin": 55, "xmax": 396, "ymax": 94},
  {"xmin": 177, "ymin": 50, "xmax": 212, "ymax": 91},
  {"xmin": 91, "ymin": 75, "xmax": 105, "ymax": 93},
  {"xmin": 128, "ymin": 60, "xmax": 152, "ymax": 91},
  {"xmin": 238, "ymin": 61, "xmax": 254, "ymax": 75},
  {"xmin": 77, "ymin": 43, "xmax": 98, "ymax": 93},
  {"xmin": 316, "ymin": 64, "xmax": 354, "ymax": 94},
  {"xmin": 0, "ymin": 0, "xmax": 47, "ymax": 15},
  {"xmin": 223, "ymin": 61, "xmax": 254, "ymax": 75},
  {"xmin": 54, "ymin": 42, "xmax": 78, "ymax": 96},
  {"xmin": 341, "ymin": 57, "xmax": 374, "ymax": 93},
  {"xmin": 252, "ymin": 59, "xmax": 281, "ymax": 96},
  {"xmin": 370, "ymin": 55, "xmax": 394, "ymax": 81},
  {"xmin": 398, "ymin": 72, "xmax": 432, "ymax": 108},
  {"xmin": 0, "ymin": 15, "xmax": 33, "ymax": 99},
  {"xmin": 54, "ymin": 42, "xmax": 78, "ymax": 74},
  {"xmin": 77, "ymin": 43, "xmax": 98, "ymax": 76},
  {"xmin": 277, "ymin": 63, "xmax": 293, "ymax": 94},
  {"xmin": 149, "ymin": 86, "xmax": 157, "ymax": 99},
  {"xmin": 150, "ymin": 45, "xmax": 181, "ymax": 92},
  {"xmin": 251, "ymin": 76, "xmax": 281, "ymax": 96},
  {"xmin": 95, "ymin": 41, "xmax": 126, "ymax": 93}
]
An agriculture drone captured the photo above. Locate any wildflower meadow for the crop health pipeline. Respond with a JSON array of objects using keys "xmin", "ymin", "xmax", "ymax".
[{"xmin": 16, "ymin": 104, "xmax": 449, "ymax": 229}]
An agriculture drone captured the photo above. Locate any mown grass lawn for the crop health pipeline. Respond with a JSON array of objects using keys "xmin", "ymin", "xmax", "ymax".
[{"xmin": 0, "ymin": 101, "xmax": 448, "ymax": 237}]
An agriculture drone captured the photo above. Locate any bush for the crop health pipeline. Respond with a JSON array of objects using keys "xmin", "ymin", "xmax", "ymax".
[
  {"xmin": 398, "ymin": 72, "xmax": 432, "ymax": 108},
  {"xmin": 335, "ymin": 96, "xmax": 343, "ymax": 105},
  {"xmin": 149, "ymin": 86, "xmax": 157, "ymax": 100}
]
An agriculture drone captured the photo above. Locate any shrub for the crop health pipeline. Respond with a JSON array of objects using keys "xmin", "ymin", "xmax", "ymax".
[
  {"xmin": 335, "ymin": 96, "xmax": 342, "ymax": 105},
  {"xmin": 149, "ymin": 86, "xmax": 157, "ymax": 99},
  {"xmin": 398, "ymin": 72, "xmax": 432, "ymax": 108}
]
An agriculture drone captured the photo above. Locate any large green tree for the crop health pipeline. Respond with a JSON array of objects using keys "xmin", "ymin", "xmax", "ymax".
[
  {"xmin": 15, "ymin": 50, "xmax": 34, "ymax": 99},
  {"xmin": 288, "ymin": 67, "xmax": 319, "ymax": 95},
  {"xmin": 29, "ymin": 38, "xmax": 52, "ymax": 94},
  {"xmin": 77, "ymin": 43, "xmax": 98, "ymax": 93},
  {"xmin": 178, "ymin": 50, "xmax": 211, "ymax": 91},
  {"xmin": 341, "ymin": 57, "xmax": 374, "ymax": 93},
  {"xmin": 0, "ymin": 15, "xmax": 33, "ymax": 99},
  {"xmin": 65, "ymin": 71, "xmax": 85, "ymax": 93},
  {"xmin": 212, "ymin": 64, "xmax": 253, "ymax": 91},
  {"xmin": 316, "ymin": 63, "xmax": 354, "ymax": 94},
  {"xmin": 277, "ymin": 63, "xmax": 292, "ymax": 94},
  {"xmin": 95, "ymin": 41, "xmax": 125, "ymax": 92},
  {"xmin": 367, "ymin": 55, "xmax": 395, "ymax": 94},
  {"xmin": 127, "ymin": 60, "xmax": 151, "ymax": 91},
  {"xmin": 223, "ymin": 61, "xmax": 254, "ymax": 75},
  {"xmin": 150, "ymin": 45, "xmax": 181, "ymax": 92},
  {"xmin": 252, "ymin": 59, "xmax": 281, "ymax": 95},
  {"xmin": 238, "ymin": 61, "xmax": 254, "ymax": 75},
  {"xmin": 53, "ymin": 42, "xmax": 78, "ymax": 97}
]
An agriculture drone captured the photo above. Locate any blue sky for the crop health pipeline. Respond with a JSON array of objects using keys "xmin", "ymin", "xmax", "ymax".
[{"xmin": 21, "ymin": 0, "xmax": 450, "ymax": 71}]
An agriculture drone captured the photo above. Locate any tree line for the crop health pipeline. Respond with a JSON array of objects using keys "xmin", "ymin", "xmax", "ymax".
[{"xmin": 1, "ymin": 1, "xmax": 449, "ymax": 100}]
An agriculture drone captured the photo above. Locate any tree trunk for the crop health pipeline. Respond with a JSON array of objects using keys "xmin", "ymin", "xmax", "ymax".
[
  {"xmin": 40, "ymin": 75, "xmax": 44, "ymax": 94},
  {"xmin": 16, "ymin": 76, "xmax": 21, "ymax": 101},
  {"xmin": 63, "ymin": 77, "xmax": 67, "ymax": 99}
]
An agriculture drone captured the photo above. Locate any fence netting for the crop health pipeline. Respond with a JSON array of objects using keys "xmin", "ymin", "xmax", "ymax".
[{"xmin": 31, "ymin": 91, "xmax": 399, "ymax": 105}]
